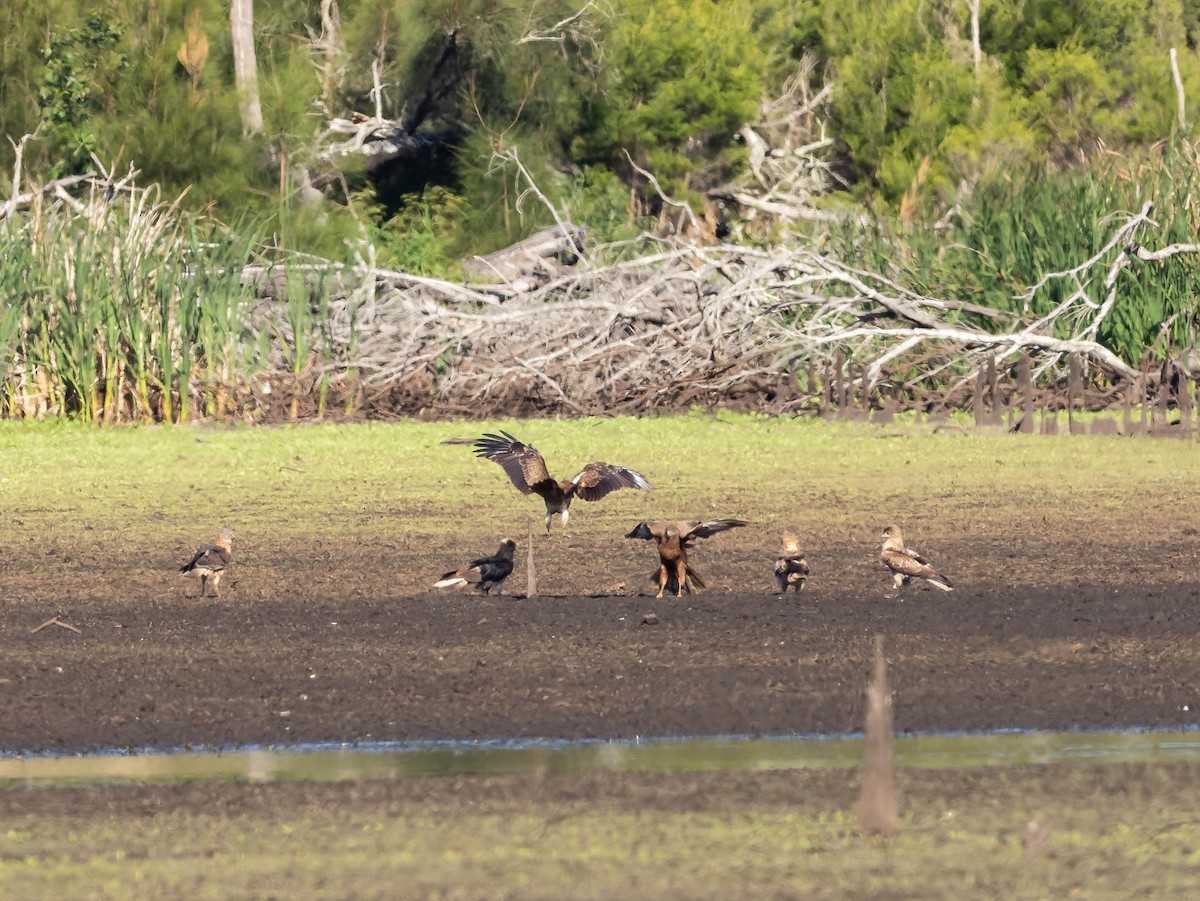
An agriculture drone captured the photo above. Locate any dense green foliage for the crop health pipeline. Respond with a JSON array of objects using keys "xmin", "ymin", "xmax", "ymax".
[
  {"xmin": 825, "ymin": 143, "xmax": 1200, "ymax": 360},
  {"xmin": 3, "ymin": 1, "xmax": 1195, "ymax": 243},
  {"xmin": 2, "ymin": 0, "xmax": 1200, "ymax": 420}
]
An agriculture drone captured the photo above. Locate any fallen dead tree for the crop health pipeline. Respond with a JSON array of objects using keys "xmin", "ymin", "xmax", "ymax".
[{"xmin": 240, "ymin": 198, "xmax": 1187, "ymax": 419}]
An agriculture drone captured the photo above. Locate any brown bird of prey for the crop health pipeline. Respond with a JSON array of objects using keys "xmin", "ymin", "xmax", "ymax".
[
  {"xmin": 626, "ymin": 519, "xmax": 750, "ymax": 598},
  {"xmin": 434, "ymin": 538, "xmax": 517, "ymax": 596},
  {"xmin": 180, "ymin": 526, "xmax": 235, "ymax": 598},
  {"xmin": 775, "ymin": 531, "xmax": 810, "ymax": 593},
  {"xmin": 472, "ymin": 431, "xmax": 651, "ymax": 532},
  {"xmin": 880, "ymin": 525, "xmax": 953, "ymax": 595}
]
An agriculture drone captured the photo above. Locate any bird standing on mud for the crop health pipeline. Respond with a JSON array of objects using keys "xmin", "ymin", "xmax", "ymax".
[
  {"xmin": 180, "ymin": 527, "xmax": 235, "ymax": 598},
  {"xmin": 879, "ymin": 525, "xmax": 953, "ymax": 596},
  {"xmin": 434, "ymin": 538, "xmax": 517, "ymax": 596},
  {"xmin": 626, "ymin": 519, "xmax": 750, "ymax": 598},
  {"xmin": 470, "ymin": 431, "xmax": 651, "ymax": 532},
  {"xmin": 775, "ymin": 531, "xmax": 810, "ymax": 593}
]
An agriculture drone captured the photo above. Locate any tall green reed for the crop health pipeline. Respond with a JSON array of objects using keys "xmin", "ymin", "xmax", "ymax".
[{"xmin": 823, "ymin": 142, "xmax": 1200, "ymax": 367}]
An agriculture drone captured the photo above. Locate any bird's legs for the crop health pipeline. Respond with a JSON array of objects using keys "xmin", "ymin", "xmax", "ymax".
[
  {"xmin": 211, "ymin": 571, "xmax": 223, "ymax": 598},
  {"xmin": 655, "ymin": 563, "xmax": 668, "ymax": 599},
  {"xmin": 885, "ymin": 572, "xmax": 907, "ymax": 599},
  {"xmin": 674, "ymin": 559, "xmax": 687, "ymax": 597},
  {"xmin": 198, "ymin": 573, "xmax": 209, "ymax": 598}
]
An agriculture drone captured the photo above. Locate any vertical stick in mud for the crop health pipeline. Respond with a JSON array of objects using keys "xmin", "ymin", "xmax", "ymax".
[
  {"xmin": 858, "ymin": 634, "xmax": 899, "ymax": 835},
  {"xmin": 526, "ymin": 523, "xmax": 537, "ymax": 599}
]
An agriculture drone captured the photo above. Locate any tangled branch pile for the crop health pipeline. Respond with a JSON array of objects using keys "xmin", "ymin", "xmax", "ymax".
[
  {"xmin": 2, "ymin": 108, "xmax": 1198, "ymax": 422},
  {"xmin": 259, "ymin": 209, "xmax": 1181, "ymax": 420}
]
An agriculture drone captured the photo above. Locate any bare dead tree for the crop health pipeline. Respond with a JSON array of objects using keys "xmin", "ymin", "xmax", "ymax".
[{"xmin": 230, "ymin": 0, "xmax": 264, "ymax": 136}]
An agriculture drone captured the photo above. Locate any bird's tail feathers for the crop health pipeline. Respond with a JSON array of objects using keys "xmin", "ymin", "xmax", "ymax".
[
  {"xmin": 657, "ymin": 564, "xmax": 705, "ymax": 594},
  {"xmin": 434, "ymin": 575, "xmax": 469, "ymax": 589},
  {"xmin": 925, "ymin": 572, "xmax": 954, "ymax": 591}
]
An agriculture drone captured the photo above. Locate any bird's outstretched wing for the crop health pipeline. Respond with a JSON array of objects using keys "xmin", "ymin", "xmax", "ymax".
[
  {"xmin": 681, "ymin": 519, "xmax": 751, "ymax": 541},
  {"xmin": 473, "ymin": 431, "xmax": 554, "ymax": 495},
  {"xmin": 625, "ymin": 521, "xmax": 667, "ymax": 541},
  {"xmin": 570, "ymin": 462, "xmax": 651, "ymax": 501}
]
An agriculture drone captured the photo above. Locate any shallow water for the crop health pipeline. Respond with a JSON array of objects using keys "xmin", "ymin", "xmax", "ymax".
[{"xmin": 3, "ymin": 728, "xmax": 1198, "ymax": 787}]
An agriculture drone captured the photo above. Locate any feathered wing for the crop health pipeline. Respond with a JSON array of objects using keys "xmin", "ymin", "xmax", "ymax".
[
  {"xmin": 775, "ymin": 554, "xmax": 810, "ymax": 588},
  {"xmin": 472, "ymin": 431, "xmax": 554, "ymax": 495},
  {"xmin": 626, "ymin": 519, "xmax": 749, "ymax": 544},
  {"xmin": 570, "ymin": 462, "xmax": 651, "ymax": 501},
  {"xmin": 882, "ymin": 547, "xmax": 953, "ymax": 590},
  {"xmin": 681, "ymin": 519, "xmax": 751, "ymax": 542},
  {"xmin": 625, "ymin": 521, "xmax": 666, "ymax": 541},
  {"xmin": 434, "ymin": 540, "xmax": 516, "ymax": 590},
  {"xmin": 180, "ymin": 543, "xmax": 231, "ymax": 574}
]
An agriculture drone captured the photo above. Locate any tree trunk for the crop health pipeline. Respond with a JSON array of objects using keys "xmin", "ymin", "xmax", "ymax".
[{"xmin": 230, "ymin": 0, "xmax": 264, "ymax": 136}]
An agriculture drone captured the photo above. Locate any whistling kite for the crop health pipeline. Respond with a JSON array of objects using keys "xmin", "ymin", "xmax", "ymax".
[
  {"xmin": 626, "ymin": 519, "xmax": 749, "ymax": 598},
  {"xmin": 880, "ymin": 525, "xmax": 953, "ymax": 595},
  {"xmin": 180, "ymin": 527, "xmax": 235, "ymax": 598},
  {"xmin": 472, "ymin": 431, "xmax": 651, "ymax": 532},
  {"xmin": 434, "ymin": 538, "xmax": 517, "ymax": 596},
  {"xmin": 775, "ymin": 531, "xmax": 810, "ymax": 593}
]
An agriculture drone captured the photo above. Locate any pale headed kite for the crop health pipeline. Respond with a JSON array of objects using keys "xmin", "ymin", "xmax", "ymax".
[
  {"xmin": 180, "ymin": 527, "xmax": 235, "ymax": 598},
  {"xmin": 774, "ymin": 531, "xmax": 810, "ymax": 593},
  {"xmin": 880, "ymin": 525, "xmax": 953, "ymax": 595}
]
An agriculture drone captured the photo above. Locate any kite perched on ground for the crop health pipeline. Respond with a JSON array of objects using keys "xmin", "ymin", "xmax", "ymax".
[
  {"xmin": 434, "ymin": 538, "xmax": 517, "ymax": 596},
  {"xmin": 774, "ymin": 531, "xmax": 810, "ymax": 593},
  {"xmin": 180, "ymin": 527, "xmax": 235, "ymax": 598},
  {"xmin": 470, "ymin": 431, "xmax": 651, "ymax": 532},
  {"xmin": 625, "ymin": 519, "xmax": 750, "ymax": 598},
  {"xmin": 879, "ymin": 525, "xmax": 953, "ymax": 595}
]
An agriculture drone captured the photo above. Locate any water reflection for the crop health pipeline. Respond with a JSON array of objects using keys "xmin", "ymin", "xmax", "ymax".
[{"xmin": 2, "ymin": 729, "xmax": 1197, "ymax": 788}]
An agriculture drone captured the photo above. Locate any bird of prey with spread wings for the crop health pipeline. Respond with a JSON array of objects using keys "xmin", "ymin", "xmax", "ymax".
[
  {"xmin": 626, "ymin": 519, "xmax": 750, "ymax": 598},
  {"xmin": 775, "ymin": 531, "xmax": 810, "ymax": 593},
  {"xmin": 880, "ymin": 525, "xmax": 953, "ymax": 595},
  {"xmin": 434, "ymin": 538, "xmax": 517, "ymax": 596},
  {"xmin": 180, "ymin": 527, "xmax": 235, "ymax": 598},
  {"xmin": 472, "ymin": 431, "xmax": 651, "ymax": 532}
]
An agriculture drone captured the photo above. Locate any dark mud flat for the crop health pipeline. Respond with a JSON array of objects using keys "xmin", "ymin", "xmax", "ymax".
[{"xmin": 3, "ymin": 528, "xmax": 1198, "ymax": 754}]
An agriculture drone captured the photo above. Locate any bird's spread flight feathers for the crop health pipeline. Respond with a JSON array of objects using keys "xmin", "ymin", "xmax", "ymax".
[
  {"xmin": 470, "ymin": 431, "xmax": 651, "ymax": 531},
  {"xmin": 626, "ymin": 518, "xmax": 748, "ymax": 598},
  {"xmin": 474, "ymin": 431, "xmax": 553, "ymax": 495},
  {"xmin": 570, "ymin": 462, "xmax": 652, "ymax": 501},
  {"xmin": 625, "ymin": 519, "xmax": 750, "ymax": 544}
]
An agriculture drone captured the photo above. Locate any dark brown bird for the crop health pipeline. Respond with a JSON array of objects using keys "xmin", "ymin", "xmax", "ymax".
[
  {"xmin": 434, "ymin": 538, "xmax": 517, "ymax": 596},
  {"xmin": 626, "ymin": 519, "xmax": 749, "ymax": 598},
  {"xmin": 880, "ymin": 525, "xmax": 953, "ymax": 595},
  {"xmin": 775, "ymin": 531, "xmax": 810, "ymax": 593},
  {"xmin": 180, "ymin": 527, "xmax": 235, "ymax": 598},
  {"xmin": 473, "ymin": 431, "xmax": 651, "ymax": 532}
]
